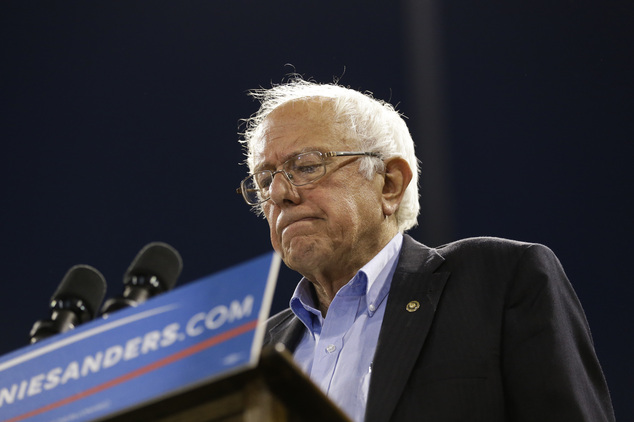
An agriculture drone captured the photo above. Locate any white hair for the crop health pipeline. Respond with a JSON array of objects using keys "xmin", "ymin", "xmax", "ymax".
[{"xmin": 239, "ymin": 77, "xmax": 420, "ymax": 233}]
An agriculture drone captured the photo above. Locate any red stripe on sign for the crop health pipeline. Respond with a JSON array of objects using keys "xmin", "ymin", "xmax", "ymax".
[{"xmin": 6, "ymin": 319, "xmax": 258, "ymax": 422}]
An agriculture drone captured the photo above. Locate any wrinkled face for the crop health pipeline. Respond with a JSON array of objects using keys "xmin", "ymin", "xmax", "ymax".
[{"xmin": 252, "ymin": 100, "xmax": 388, "ymax": 282}]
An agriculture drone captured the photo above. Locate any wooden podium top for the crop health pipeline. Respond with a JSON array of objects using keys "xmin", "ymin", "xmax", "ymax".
[{"xmin": 99, "ymin": 343, "xmax": 351, "ymax": 422}]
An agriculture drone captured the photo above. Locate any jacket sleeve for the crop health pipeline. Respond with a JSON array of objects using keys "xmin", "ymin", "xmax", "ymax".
[{"xmin": 501, "ymin": 244, "xmax": 615, "ymax": 421}]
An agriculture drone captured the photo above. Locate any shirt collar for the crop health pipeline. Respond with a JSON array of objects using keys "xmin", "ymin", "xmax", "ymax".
[
  {"xmin": 361, "ymin": 232, "xmax": 403, "ymax": 316},
  {"xmin": 361, "ymin": 233, "xmax": 403, "ymax": 294}
]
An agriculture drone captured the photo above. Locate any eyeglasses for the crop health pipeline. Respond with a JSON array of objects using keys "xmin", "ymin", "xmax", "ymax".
[{"xmin": 237, "ymin": 150, "xmax": 383, "ymax": 205}]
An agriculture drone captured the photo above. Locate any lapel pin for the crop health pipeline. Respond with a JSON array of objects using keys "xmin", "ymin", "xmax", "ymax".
[{"xmin": 406, "ymin": 300, "xmax": 420, "ymax": 312}]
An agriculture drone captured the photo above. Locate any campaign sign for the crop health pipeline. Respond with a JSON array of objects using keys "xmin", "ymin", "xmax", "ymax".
[{"xmin": 0, "ymin": 252, "xmax": 281, "ymax": 422}]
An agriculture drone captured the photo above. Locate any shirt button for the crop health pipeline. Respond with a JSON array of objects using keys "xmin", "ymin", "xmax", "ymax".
[
  {"xmin": 368, "ymin": 304, "xmax": 376, "ymax": 312},
  {"xmin": 326, "ymin": 344, "xmax": 336, "ymax": 353}
]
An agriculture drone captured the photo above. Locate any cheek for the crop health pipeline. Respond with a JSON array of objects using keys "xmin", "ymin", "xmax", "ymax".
[
  {"xmin": 263, "ymin": 206, "xmax": 281, "ymax": 246},
  {"xmin": 341, "ymin": 187, "xmax": 384, "ymax": 229},
  {"xmin": 324, "ymin": 196, "xmax": 365, "ymax": 238}
]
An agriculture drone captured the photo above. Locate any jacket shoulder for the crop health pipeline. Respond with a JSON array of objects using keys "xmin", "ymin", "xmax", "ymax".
[
  {"xmin": 438, "ymin": 236, "xmax": 534, "ymax": 250},
  {"xmin": 434, "ymin": 236, "xmax": 556, "ymax": 259},
  {"xmin": 416, "ymin": 236, "xmax": 563, "ymax": 280}
]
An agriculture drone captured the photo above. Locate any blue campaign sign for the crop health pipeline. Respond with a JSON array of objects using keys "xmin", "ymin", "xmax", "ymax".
[{"xmin": 0, "ymin": 252, "xmax": 280, "ymax": 422}]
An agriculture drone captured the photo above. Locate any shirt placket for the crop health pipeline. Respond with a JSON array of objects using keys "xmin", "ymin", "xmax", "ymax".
[{"xmin": 310, "ymin": 293, "xmax": 360, "ymax": 394}]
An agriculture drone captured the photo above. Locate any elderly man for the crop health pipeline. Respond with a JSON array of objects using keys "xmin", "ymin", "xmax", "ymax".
[{"xmin": 236, "ymin": 78, "xmax": 614, "ymax": 422}]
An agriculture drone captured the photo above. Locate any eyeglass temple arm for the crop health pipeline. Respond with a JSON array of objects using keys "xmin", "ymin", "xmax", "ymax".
[{"xmin": 324, "ymin": 151, "xmax": 383, "ymax": 158}]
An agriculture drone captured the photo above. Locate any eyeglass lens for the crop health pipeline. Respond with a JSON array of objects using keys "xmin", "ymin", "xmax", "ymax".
[{"xmin": 243, "ymin": 152, "xmax": 326, "ymax": 204}]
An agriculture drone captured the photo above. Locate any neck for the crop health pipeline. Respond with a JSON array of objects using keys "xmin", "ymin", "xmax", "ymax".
[
  {"xmin": 311, "ymin": 277, "xmax": 351, "ymax": 316},
  {"xmin": 307, "ymin": 229, "xmax": 399, "ymax": 316}
]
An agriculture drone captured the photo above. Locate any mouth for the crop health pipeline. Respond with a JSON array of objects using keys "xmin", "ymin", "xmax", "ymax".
[{"xmin": 279, "ymin": 216, "xmax": 318, "ymax": 236}]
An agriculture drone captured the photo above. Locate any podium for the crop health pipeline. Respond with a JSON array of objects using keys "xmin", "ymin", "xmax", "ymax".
[{"xmin": 100, "ymin": 344, "xmax": 351, "ymax": 422}]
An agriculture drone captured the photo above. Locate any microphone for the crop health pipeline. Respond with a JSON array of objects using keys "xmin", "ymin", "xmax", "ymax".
[
  {"xmin": 30, "ymin": 265, "xmax": 107, "ymax": 343},
  {"xmin": 100, "ymin": 242, "xmax": 182, "ymax": 315}
]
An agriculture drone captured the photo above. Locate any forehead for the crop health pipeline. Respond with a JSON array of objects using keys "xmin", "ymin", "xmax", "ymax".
[{"xmin": 251, "ymin": 99, "xmax": 355, "ymax": 169}]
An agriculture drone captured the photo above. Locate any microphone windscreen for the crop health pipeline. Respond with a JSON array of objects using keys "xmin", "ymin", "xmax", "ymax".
[
  {"xmin": 125, "ymin": 242, "xmax": 183, "ymax": 291},
  {"xmin": 52, "ymin": 265, "xmax": 107, "ymax": 318}
]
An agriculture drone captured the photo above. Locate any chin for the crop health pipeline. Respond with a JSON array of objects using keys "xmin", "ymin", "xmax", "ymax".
[{"xmin": 283, "ymin": 239, "xmax": 326, "ymax": 273}]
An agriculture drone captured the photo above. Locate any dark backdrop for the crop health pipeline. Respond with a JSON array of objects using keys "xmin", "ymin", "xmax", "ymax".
[{"xmin": 1, "ymin": 1, "xmax": 632, "ymax": 419}]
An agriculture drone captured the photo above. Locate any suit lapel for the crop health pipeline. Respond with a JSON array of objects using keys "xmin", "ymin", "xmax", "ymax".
[
  {"xmin": 265, "ymin": 309, "xmax": 305, "ymax": 352},
  {"xmin": 366, "ymin": 235, "xmax": 449, "ymax": 422}
]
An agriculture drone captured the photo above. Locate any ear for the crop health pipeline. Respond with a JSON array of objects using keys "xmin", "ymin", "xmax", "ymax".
[{"xmin": 381, "ymin": 157, "xmax": 413, "ymax": 217}]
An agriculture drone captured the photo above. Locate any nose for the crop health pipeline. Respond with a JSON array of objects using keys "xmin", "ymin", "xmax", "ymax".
[{"xmin": 268, "ymin": 170, "xmax": 300, "ymax": 205}]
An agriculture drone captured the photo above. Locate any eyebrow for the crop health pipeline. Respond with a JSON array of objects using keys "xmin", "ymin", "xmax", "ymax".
[{"xmin": 254, "ymin": 147, "xmax": 323, "ymax": 172}]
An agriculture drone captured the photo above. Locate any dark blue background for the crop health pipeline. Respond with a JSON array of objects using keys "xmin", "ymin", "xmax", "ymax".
[{"xmin": 1, "ymin": 1, "xmax": 631, "ymax": 419}]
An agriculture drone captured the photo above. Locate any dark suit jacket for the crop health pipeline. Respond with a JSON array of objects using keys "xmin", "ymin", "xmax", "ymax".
[{"xmin": 263, "ymin": 235, "xmax": 615, "ymax": 421}]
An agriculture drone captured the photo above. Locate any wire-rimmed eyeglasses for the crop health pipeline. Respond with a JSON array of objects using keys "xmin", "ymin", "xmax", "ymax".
[{"xmin": 236, "ymin": 150, "xmax": 383, "ymax": 205}]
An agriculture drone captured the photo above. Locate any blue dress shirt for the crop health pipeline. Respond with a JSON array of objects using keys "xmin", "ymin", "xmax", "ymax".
[{"xmin": 290, "ymin": 233, "xmax": 403, "ymax": 422}]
